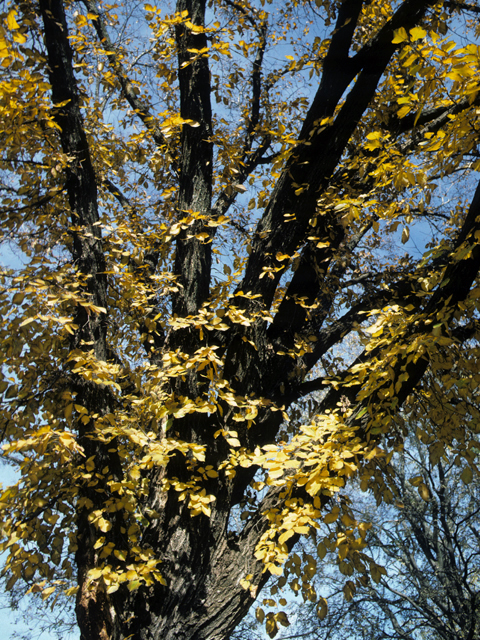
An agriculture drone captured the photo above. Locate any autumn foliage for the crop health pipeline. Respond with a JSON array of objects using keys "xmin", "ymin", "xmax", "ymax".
[{"xmin": 1, "ymin": 1, "xmax": 480, "ymax": 639}]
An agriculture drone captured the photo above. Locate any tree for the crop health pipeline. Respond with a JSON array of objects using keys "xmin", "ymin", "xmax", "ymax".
[
  {"xmin": 270, "ymin": 429, "xmax": 480, "ymax": 640},
  {"xmin": 1, "ymin": 0, "xmax": 480, "ymax": 639}
]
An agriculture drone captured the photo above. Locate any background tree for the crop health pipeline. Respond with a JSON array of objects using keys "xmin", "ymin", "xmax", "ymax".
[
  {"xmin": 262, "ymin": 421, "xmax": 480, "ymax": 640},
  {"xmin": 1, "ymin": 1, "xmax": 480, "ymax": 640}
]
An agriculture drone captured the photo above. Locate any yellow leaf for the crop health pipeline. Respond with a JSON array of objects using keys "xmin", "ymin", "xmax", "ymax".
[
  {"xmin": 59, "ymin": 432, "xmax": 76, "ymax": 448},
  {"xmin": 64, "ymin": 403, "xmax": 74, "ymax": 420},
  {"xmin": 461, "ymin": 467, "xmax": 473, "ymax": 485},
  {"xmin": 239, "ymin": 578, "xmax": 251, "ymax": 590},
  {"xmin": 397, "ymin": 105, "xmax": 411, "ymax": 119},
  {"xmin": 89, "ymin": 568, "xmax": 103, "ymax": 580},
  {"xmin": 324, "ymin": 511, "xmax": 339, "ymax": 524},
  {"xmin": 316, "ymin": 597, "xmax": 328, "ymax": 620},
  {"xmin": 127, "ymin": 579, "xmax": 141, "ymax": 591},
  {"xmin": 19, "ymin": 317, "xmax": 35, "ymax": 327},
  {"xmin": 98, "ymin": 518, "xmax": 112, "ymax": 532},
  {"xmin": 276, "ymin": 611, "xmax": 290, "ymax": 627},
  {"xmin": 278, "ymin": 529, "xmax": 295, "ymax": 545},
  {"xmin": 371, "ymin": 565, "xmax": 382, "ymax": 583},
  {"xmin": 293, "ymin": 525, "xmax": 309, "ymax": 535},
  {"xmin": 6, "ymin": 10, "xmax": 20, "ymax": 30},
  {"xmin": 76, "ymin": 14, "xmax": 88, "ymax": 27},
  {"xmin": 256, "ymin": 607, "xmax": 265, "ymax": 623},
  {"xmin": 392, "ymin": 27, "xmax": 408, "ymax": 43},
  {"xmin": 410, "ymin": 26, "xmax": 427, "ymax": 41},
  {"xmin": 185, "ymin": 20, "xmax": 206, "ymax": 33},
  {"xmin": 267, "ymin": 563, "xmax": 283, "ymax": 576},
  {"xmin": 343, "ymin": 580, "xmax": 356, "ymax": 601},
  {"xmin": 0, "ymin": 33, "xmax": 10, "ymax": 59},
  {"xmin": 265, "ymin": 615, "xmax": 279, "ymax": 639},
  {"xmin": 41, "ymin": 586, "xmax": 56, "ymax": 600},
  {"xmin": 418, "ymin": 483, "xmax": 430, "ymax": 501}
]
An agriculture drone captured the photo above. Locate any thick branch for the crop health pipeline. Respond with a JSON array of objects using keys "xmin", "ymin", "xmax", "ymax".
[
  {"xmin": 40, "ymin": 0, "xmax": 107, "ymax": 354},
  {"xmin": 172, "ymin": 0, "xmax": 213, "ymax": 317},
  {"xmin": 269, "ymin": 220, "xmax": 374, "ymax": 346},
  {"xmin": 238, "ymin": 0, "xmax": 436, "ymax": 311},
  {"xmin": 38, "ymin": 2, "xmax": 123, "ymax": 639}
]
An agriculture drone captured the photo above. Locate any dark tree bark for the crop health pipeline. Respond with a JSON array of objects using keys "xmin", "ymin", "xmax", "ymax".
[{"xmin": 38, "ymin": 2, "xmax": 123, "ymax": 637}]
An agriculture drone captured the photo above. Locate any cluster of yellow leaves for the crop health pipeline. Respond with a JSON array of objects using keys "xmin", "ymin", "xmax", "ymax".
[
  {"xmin": 0, "ymin": 9, "xmax": 26, "ymax": 67},
  {"xmin": 88, "ymin": 552, "xmax": 166, "ymax": 594},
  {"xmin": 248, "ymin": 412, "xmax": 378, "ymax": 575}
]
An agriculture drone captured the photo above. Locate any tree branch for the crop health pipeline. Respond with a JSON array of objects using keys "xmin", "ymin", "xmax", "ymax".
[
  {"xmin": 444, "ymin": 1, "xmax": 480, "ymax": 14},
  {"xmin": 80, "ymin": 0, "xmax": 179, "ymax": 175},
  {"xmin": 170, "ymin": 0, "xmax": 213, "ymax": 317},
  {"xmin": 238, "ymin": 0, "xmax": 436, "ymax": 312}
]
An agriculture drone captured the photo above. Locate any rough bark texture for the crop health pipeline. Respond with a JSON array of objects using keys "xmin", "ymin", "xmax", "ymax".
[
  {"xmin": 34, "ymin": 0, "xmax": 480, "ymax": 639},
  {"xmin": 39, "ymin": 2, "xmax": 123, "ymax": 638}
]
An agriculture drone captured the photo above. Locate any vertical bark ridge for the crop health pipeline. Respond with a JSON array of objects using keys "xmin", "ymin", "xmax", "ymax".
[{"xmin": 173, "ymin": 0, "xmax": 213, "ymax": 317}]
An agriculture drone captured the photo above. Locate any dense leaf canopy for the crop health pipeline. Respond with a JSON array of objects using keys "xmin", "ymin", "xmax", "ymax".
[{"xmin": 1, "ymin": 1, "xmax": 480, "ymax": 639}]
